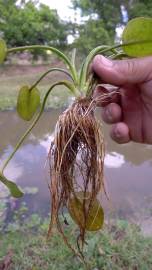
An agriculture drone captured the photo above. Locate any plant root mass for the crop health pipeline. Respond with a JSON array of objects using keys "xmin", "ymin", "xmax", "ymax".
[{"xmin": 48, "ymin": 97, "xmax": 105, "ymax": 255}]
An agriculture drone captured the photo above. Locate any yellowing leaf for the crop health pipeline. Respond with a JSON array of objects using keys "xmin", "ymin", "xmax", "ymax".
[
  {"xmin": 0, "ymin": 39, "xmax": 7, "ymax": 64},
  {"xmin": 68, "ymin": 192, "xmax": 104, "ymax": 231},
  {"xmin": 17, "ymin": 85, "xmax": 40, "ymax": 121},
  {"xmin": 0, "ymin": 173, "xmax": 23, "ymax": 198},
  {"xmin": 122, "ymin": 17, "xmax": 152, "ymax": 57}
]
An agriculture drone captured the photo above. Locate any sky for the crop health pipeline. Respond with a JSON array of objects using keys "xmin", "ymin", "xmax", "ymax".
[
  {"xmin": 39, "ymin": 0, "xmax": 81, "ymax": 22},
  {"xmin": 39, "ymin": 0, "xmax": 81, "ymax": 43}
]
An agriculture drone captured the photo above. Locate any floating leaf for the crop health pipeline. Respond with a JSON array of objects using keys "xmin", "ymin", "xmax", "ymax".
[
  {"xmin": 122, "ymin": 17, "xmax": 152, "ymax": 57},
  {"xmin": 0, "ymin": 39, "xmax": 7, "ymax": 64},
  {"xmin": 68, "ymin": 192, "xmax": 104, "ymax": 231},
  {"xmin": 17, "ymin": 85, "xmax": 40, "ymax": 121},
  {"xmin": 0, "ymin": 173, "xmax": 23, "ymax": 198}
]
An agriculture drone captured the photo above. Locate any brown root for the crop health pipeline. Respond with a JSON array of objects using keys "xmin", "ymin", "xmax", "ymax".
[{"xmin": 48, "ymin": 96, "xmax": 105, "ymax": 257}]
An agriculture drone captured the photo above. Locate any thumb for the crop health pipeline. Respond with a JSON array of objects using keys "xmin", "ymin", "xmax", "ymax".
[{"xmin": 92, "ymin": 55, "xmax": 152, "ymax": 86}]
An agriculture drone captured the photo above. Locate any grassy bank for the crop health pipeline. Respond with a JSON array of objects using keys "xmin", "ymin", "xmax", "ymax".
[
  {"xmin": 0, "ymin": 64, "xmax": 72, "ymax": 110},
  {"xmin": 0, "ymin": 213, "xmax": 152, "ymax": 270}
]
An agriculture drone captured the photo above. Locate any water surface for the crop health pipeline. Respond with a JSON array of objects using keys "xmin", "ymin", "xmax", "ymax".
[{"xmin": 0, "ymin": 110, "xmax": 152, "ymax": 223}]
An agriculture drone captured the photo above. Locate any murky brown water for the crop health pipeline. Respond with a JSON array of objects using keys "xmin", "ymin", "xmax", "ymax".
[{"xmin": 0, "ymin": 110, "xmax": 152, "ymax": 223}]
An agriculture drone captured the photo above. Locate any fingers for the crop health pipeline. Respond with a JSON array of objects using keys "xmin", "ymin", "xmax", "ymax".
[
  {"xmin": 102, "ymin": 103, "xmax": 122, "ymax": 123},
  {"xmin": 92, "ymin": 55, "xmax": 152, "ymax": 144},
  {"xmin": 101, "ymin": 103, "xmax": 130, "ymax": 144},
  {"xmin": 93, "ymin": 55, "xmax": 152, "ymax": 86},
  {"xmin": 110, "ymin": 122, "xmax": 130, "ymax": 144}
]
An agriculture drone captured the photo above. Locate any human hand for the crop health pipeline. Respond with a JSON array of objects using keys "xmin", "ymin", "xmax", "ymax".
[{"xmin": 92, "ymin": 55, "xmax": 152, "ymax": 144}]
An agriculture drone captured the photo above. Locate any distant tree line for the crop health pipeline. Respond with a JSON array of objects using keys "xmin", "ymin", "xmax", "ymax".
[
  {"xmin": 72, "ymin": 0, "xmax": 152, "ymax": 55},
  {"xmin": 0, "ymin": 0, "xmax": 152, "ymax": 58},
  {"xmin": 0, "ymin": 0, "xmax": 68, "ymax": 58}
]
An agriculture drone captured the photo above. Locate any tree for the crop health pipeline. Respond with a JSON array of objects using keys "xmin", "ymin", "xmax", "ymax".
[
  {"xmin": 129, "ymin": 1, "xmax": 152, "ymax": 19},
  {"xmin": 72, "ymin": 0, "xmax": 129, "ymax": 38},
  {"xmin": 72, "ymin": 0, "xmax": 152, "ymax": 40},
  {"xmin": 0, "ymin": 0, "xmax": 67, "ymax": 57},
  {"xmin": 73, "ymin": 19, "xmax": 111, "ymax": 56}
]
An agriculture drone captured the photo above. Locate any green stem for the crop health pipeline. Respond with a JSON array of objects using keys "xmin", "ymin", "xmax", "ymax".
[
  {"xmin": 79, "ymin": 45, "xmax": 111, "ymax": 90},
  {"xmin": 80, "ymin": 39, "xmax": 152, "ymax": 91},
  {"xmin": 1, "ymin": 80, "xmax": 76, "ymax": 174},
  {"xmin": 7, "ymin": 45, "xmax": 78, "ymax": 83},
  {"xmin": 111, "ymin": 52, "xmax": 130, "ymax": 60},
  {"xmin": 29, "ymin": 68, "xmax": 74, "ymax": 91},
  {"xmin": 71, "ymin": 48, "xmax": 77, "ymax": 70}
]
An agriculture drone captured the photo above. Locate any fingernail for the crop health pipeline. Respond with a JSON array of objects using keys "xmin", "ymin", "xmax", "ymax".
[{"xmin": 101, "ymin": 56, "xmax": 113, "ymax": 68}]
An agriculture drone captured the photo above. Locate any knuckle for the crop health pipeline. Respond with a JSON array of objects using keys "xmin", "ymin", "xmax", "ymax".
[{"xmin": 125, "ymin": 59, "xmax": 136, "ymax": 76}]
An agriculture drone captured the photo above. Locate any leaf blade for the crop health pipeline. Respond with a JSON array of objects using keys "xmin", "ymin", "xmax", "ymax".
[
  {"xmin": 17, "ymin": 85, "xmax": 40, "ymax": 121},
  {"xmin": 122, "ymin": 17, "xmax": 152, "ymax": 57},
  {"xmin": 0, "ymin": 174, "xmax": 23, "ymax": 198},
  {"xmin": 68, "ymin": 192, "xmax": 104, "ymax": 231},
  {"xmin": 0, "ymin": 39, "xmax": 7, "ymax": 64}
]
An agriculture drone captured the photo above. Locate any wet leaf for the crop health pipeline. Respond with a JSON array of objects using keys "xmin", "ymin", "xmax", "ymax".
[
  {"xmin": 122, "ymin": 17, "xmax": 152, "ymax": 57},
  {"xmin": 68, "ymin": 192, "xmax": 104, "ymax": 231},
  {"xmin": 17, "ymin": 85, "xmax": 40, "ymax": 121},
  {"xmin": 0, "ymin": 173, "xmax": 23, "ymax": 198},
  {"xmin": 0, "ymin": 39, "xmax": 7, "ymax": 64}
]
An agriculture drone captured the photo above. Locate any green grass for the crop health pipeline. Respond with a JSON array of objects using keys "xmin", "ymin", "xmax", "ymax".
[
  {"xmin": 0, "ymin": 64, "xmax": 72, "ymax": 110},
  {"xmin": 0, "ymin": 213, "xmax": 152, "ymax": 270}
]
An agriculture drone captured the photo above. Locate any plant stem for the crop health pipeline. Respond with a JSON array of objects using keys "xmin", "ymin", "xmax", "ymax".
[
  {"xmin": 111, "ymin": 52, "xmax": 129, "ymax": 59},
  {"xmin": 29, "ymin": 68, "xmax": 74, "ymax": 92},
  {"xmin": 7, "ymin": 45, "xmax": 78, "ymax": 84},
  {"xmin": 79, "ymin": 45, "xmax": 111, "ymax": 90},
  {"xmin": 80, "ymin": 39, "xmax": 152, "ymax": 91},
  {"xmin": 1, "ymin": 80, "xmax": 76, "ymax": 174},
  {"xmin": 71, "ymin": 48, "xmax": 77, "ymax": 71}
]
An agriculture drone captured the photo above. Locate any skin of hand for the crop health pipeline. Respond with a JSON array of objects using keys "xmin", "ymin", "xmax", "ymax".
[{"xmin": 92, "ymin": 55, "xmax": 152, "ymax": 144}]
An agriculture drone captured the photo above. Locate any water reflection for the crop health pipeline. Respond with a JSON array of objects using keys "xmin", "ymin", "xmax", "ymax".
[
  {"xmin": 0, "ymin": 110, "xmax": 152, "ymax": 223},
  {"xmin": 105, "ymin": 152, "xmax": 125, "ymax": 168}
]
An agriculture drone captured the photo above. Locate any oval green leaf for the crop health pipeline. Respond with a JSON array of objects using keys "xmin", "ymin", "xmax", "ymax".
[
  {"xmin": 0, "ymin": 173, "xmax": 23, "ymax": 198},
  {"xmin": 17, "ymin": 85, "xmax": 40, "ymax": 121},
  {"xmin": 68, "ymin": 192, "xmax": 104, "ymax": 231},
  {"xmin": 0, "ymin": 39, "xmax": 7, "ymax": 64},
  {"xmin": 122, "ymin": 17, "xmax": 152, "ymax": 57}
]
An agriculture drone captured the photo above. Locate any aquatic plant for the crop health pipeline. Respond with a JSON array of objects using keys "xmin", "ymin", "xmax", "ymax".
[{"xmin": 0, "ymin": 17, "xmax": 152, "ymax": 263}]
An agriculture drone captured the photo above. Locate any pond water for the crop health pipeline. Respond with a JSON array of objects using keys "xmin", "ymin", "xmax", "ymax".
[{"xmin": 0, "ymin": 110, "xmax": 152, "ymax": 225}]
